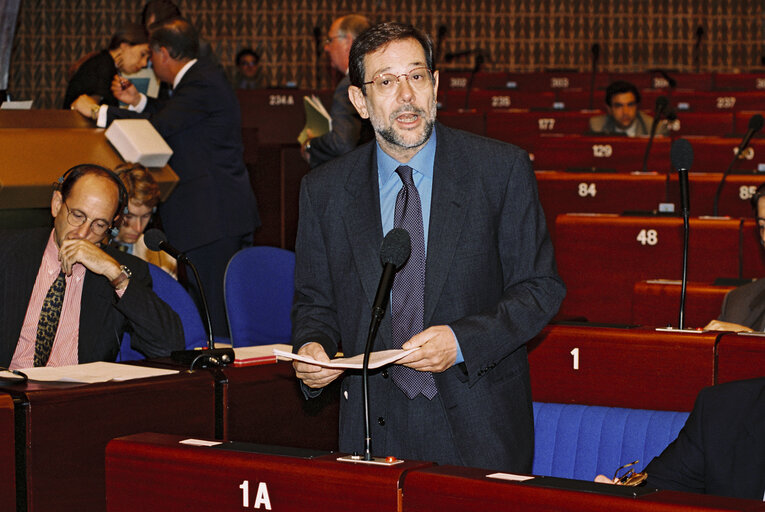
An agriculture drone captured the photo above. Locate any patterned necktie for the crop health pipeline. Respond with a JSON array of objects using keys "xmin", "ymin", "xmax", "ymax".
[
  {"xmin": 34, "ymin": 271, "xmax": 66, "ymax": 367},
  {"xmin": 391, "ymin": 165, "xmax": 438, "ymax": 399}
]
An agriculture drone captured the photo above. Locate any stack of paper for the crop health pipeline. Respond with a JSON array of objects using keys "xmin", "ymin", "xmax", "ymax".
[{"xmin": 298, "ymin": 95, "xmax": 332, "ymax": 144}]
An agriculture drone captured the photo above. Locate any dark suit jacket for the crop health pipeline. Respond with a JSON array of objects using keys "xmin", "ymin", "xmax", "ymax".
[
  {"xmin": 589, "ymin": 111, "xmax": 668, "ymax": 136},
  {"xmin": 308, "ymin": 75, "xmax": 372, "ymax": 168},
  {"xmin": 63, "ymin": 49, "xmax": 118, "ymax": 109},
  {"xmin": 0, "ymin": 228, "xmax": 184, "ymax": 366},
  {"xmin": 106, "ymin": 58, "xmax": 259, "ymax": 252},
  {"xmin": 718, "ymin": 278, "xmax": 765, "ymax": 331},
  {"xmin": 645, "ymin": 378, "xmax": 765, "ymax": 500},
  {"xmin": 292, "ymin": 123, "xmax": 566, "ymax": 472}
]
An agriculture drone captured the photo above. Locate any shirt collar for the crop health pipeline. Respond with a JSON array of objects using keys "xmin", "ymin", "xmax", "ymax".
[
  {"xmin": 376, "ymin": 128, "xmax": 437, "ymax": 185},
  {"xmin": 173, "ymin": 59, "xmax": 198, "ymax": 89}
]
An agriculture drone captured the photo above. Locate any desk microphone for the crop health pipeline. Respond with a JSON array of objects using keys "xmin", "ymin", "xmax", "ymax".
[
  {"xmin": 713, "ymin": 113, "xmax": 764, "ymax": 216},
  {"xmin": 671, "ymin": 138, "xmax": 693, "ymax": 329},
  {"xmin": 144, "ymin": 228, "xmax": 234, "ymax": 368},
  {"xmin": 362, "ymin": 228, "xmax": 410, "ymax": 462},
  {"xmin": 641, "ymin": 96, "xmax": 669, "ymax": 173}
]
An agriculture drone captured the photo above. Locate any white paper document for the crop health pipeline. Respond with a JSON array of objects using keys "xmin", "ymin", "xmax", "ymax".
[
  {"xmin": 273, "ymin": 347, "xmax": 419, "ymax": 369},
  {"xmin": 18, "ymin": 361, "xmax": 178, "ymax": 383}
]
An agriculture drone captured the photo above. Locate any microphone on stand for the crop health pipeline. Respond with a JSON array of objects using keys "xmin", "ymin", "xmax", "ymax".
[
  {"xmin": 693, "ymin": 26, "xmax": 704, "ymax": 73},
  {"xmin": 144, "ymin": 228, "xmax": 234, "ymax": 368},
  {"xmin": 361, "ymin": 228, "xmax": 410, "ymax": 462},
  {"xmin": 588, "ymin": 43, "xmax": 600, "ymax": 109},
  {"xmin": 641, "ymin": 96, "xmax": 669, "ymax": 172},
  {"xmin": 435, "ymin": 25, "xmax": 447, "ymax": 67},
  {"xmin": 713, "ymin": 114, "xmax": 764, "ymax": 216},
  {"xmin": 444, "ymin": 48, "xmax": 487, "ymax": 111},
  {"xmin": 671, "ymin": 139, "xmax": 694, "ymax": 329}
]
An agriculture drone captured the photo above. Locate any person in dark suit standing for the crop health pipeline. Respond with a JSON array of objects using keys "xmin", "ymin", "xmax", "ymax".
[
  {"xmin": 73, "ymin": 18, "xmax": 259, "ymax": 338},
  {"xmin": 301, "ymin": 14, "xmax": 373, "ymax": 168},
  {"xmin": 291, "ymin": 22, "xmax": 565, "ymax": 471},
  {"xmin": 0, "ymin": 164, "xmax": 183, "ymax": 369}
]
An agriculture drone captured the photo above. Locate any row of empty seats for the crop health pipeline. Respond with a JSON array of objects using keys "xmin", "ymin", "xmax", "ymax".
[{"xmin": 438, "ymin": 70, "xmax": 765, "ymax": 92}]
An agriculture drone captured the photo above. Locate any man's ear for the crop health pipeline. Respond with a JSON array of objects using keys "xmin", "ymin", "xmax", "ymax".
[
  {"xmin": 51, "ymin": 190, "xmax": 63, "ymax": 218},
  {"xmin": 348, "ymin": 85, "xmax": 369, "ymax": 119}
]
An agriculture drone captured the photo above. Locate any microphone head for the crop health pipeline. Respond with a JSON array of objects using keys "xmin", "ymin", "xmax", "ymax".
[
  {"xmin": 696, "ymin": 25, "xmax": 704, "ymax": 38},
  {"xmin": 591, "ymin": 43, "xmax": 600, "ymax": 59},
  {"xmin": 143, "ymin": 228, "xmax": 167, "ymax": 252},
  {"xmin": 437, "ymin": 25, "xmax": 447, "ymax": 37},
  {"xmin": 380, "ymin": 228, "xmax": 411, "ymax": 270},
  {"xmin": 671, "ymin": 138, "xmax": 694, "ymax": 171},
  {"xmin": 748, "ymin": 113, "xmax": 764, "ymax": 133},
  {"xmin": 655, "ymin": 95, "xmax": 668, "ymax": 114}
]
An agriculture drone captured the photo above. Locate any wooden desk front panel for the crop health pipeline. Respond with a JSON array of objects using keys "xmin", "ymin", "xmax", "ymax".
[
  {"xmin": 106, "ymin": 432, "xmax": 431, "ymax": 512},
  {"xmin": 237, "ymin": 89, "xmax": 306, "ymax": 146},
  {"xmin": 555, "ymin": 214, "xmax": 740, "ymax": 322},
  {"xmin": 441, "ymin": 90, "xmax": 557, "ymax": 111},
  {"xmin": 714, "ymin": 73, "xmax": 765, "ymax": 91},
  {"xmin": 0, "ymin": 393, "xmax": 15, "ymax": 512},
  {"xmin": 402, "ymin": 465, "xmax": 762, "ymax": 511},
  {"xmin": 631, "ymin": 280, "xmax": 733, "ymax": 328},
  {"xmin": 716, "ymin": 332, "xmax": 765, "ymax": 384},
  {"xmin": 437, "ymin": 110, "xmax": 486, "ymax": 136},
  {"xmin": 527, "ymin": 325, "xmax": 717, "ymax": 411},
  {"xmin": 528, "ymin": 136, "xmax": 671, "ymax": 174},
  {"xmin": 12, "ymin": 371, "xmax": 216, "ymax": 512},
  {"xmin": 220, "ymin": 362, "xmax": 339, "ymax": 451},
  {"xmin": 740, "ymin": 219, "xmax": 765, "ymax": 279}
]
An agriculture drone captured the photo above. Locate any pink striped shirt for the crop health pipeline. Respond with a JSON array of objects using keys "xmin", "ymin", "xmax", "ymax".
[{"xmin": 11, "ymin": 231, "xmax": 86, "ymax": 369}]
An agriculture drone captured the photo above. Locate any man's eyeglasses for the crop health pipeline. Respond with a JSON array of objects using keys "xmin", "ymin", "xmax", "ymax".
[
  {"xmin": 63, "ymin": 202, "xmax": 112, "ymax": 236},
  {"xmin": 612, "ymin": 460, "xmax": 648, "ymax": 486},
  {"xmin": 324, "ymin": 35, "xmax": 346, "ymax": 46},
  {"xmin": 363, "ymin": 67, "xmax": 433, "ymax": 97}
]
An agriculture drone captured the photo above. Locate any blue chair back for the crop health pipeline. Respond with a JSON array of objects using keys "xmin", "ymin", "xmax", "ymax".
[
  {"xmin": 224, "ymin": 246, "xmax": 295, "ymax": 347},
  {"xmin": 532, "ymin": 402, "xmax": 689, "ymax": 480},
  {"xmin": 117, "ymin": 263, "xmax": 208, "ymax": 361}
]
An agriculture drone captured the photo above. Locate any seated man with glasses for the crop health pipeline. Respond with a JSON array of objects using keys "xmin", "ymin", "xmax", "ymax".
[{"xmin": 0, "ymin": 164, "xmax": 184, "ymax": 369}]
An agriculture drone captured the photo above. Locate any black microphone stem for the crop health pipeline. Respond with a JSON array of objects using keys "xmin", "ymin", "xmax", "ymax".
[
  {"xmin": 362, "ymin": 306, "xmax": 385, "ymax": 461},
  {"xmin": 188, "ymin": 261, "xmax": 214, "ymax": 349},
  {"xmin": 679, "ymin": 208, "xmax": 689, "ymax": 329},
  {"xmin": 713, "ymin": 156, "xmax": 738, "ymax": 217},
  {"xmin": 641, "ymin": 119, "xmax": 661, "ymax": 173}
]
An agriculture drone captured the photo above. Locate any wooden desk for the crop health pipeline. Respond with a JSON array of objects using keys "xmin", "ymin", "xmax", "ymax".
[
  {"xmin": 0, "ymin": 110, "xmax": 179, "ymax": 209},
  {"xmin": 218, "ymin": 361, "xmax": 339, "ymax": 450},
  {"xmin": 740, "ymin": 219, "xmax": 765, "ymax": 278},
  {"xmin": 716, "ymin": 332, "xmax": 765, "ymax": 384},
  {"xmin": 631, "ymin": 280, "xmax": 733, "ymax": 328},
  {"xmin": 555, "ymin": 214, "xmax": 741, "ymax": 322},
  {"xmin": 6, "ymin": 370, "xmax": 216, "ymax": 512},
  {"xmin": 441, "ymin": 90, "xmax": 557, "ymax": 111},
  {"xmin": 237, "ymin": 89, "xmax": 307, "ymax": 146},
  {"xmin": 714, "ymin": 73, "xmax": 765, "ymax": 91},
  {"xmin": 527, "ymin": 325, "xmax": 717, "ymax": 411},
  {"xmin": 0, "ymin": 393, "xmax": 15, "ymax": 511},
  {"xmin": 106, "ymin": 432, "xmax": 432, "ymax": 512},
  {"xmin": 403, "ymin": 465, "xmax": 765, "ymax": 511}
]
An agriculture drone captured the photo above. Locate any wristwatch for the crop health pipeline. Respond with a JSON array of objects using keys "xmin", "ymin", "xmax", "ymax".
[
  {"xmin": 90, "ymin": 103, "xmax": 101, "ymax": 120},
  {"xmin": 110, "ymin": 265, "xmax": 132, "ymax": 289}
]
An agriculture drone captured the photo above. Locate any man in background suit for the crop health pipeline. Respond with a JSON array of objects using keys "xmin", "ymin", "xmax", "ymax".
[
  {"xmin": 704, "ymin": 182, "xmax": 765, "ymax": 332},
  {"xmin": 73, "ymin": 18, "xmax": 259, "ymax": 338},
  {"xmin": 589, "ymin": 80, "xmax": 668, "ymax": 137},
  {"xmin": 0, "ymin": 164, "xmax": 183, "ymax": 368},
  {"xmin": 291, "ymin": 22, "xmax": 565, "ymax": 471},
  {"xmin": 301, "ymin": 14, "xmax": 373, "ymax": 168}
]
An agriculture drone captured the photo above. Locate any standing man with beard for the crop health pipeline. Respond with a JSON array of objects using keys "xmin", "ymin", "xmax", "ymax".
[{"xmin": 291, "ymin": 22, "xmax": 564, "ymax": 471}]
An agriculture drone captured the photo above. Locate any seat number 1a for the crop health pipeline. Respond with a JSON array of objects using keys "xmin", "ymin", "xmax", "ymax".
[
  {"xmin": 239, "ymin": 480, "xmax": 272, "ymax": 509},
  {"xmin": 636, "ymin": 229, "xmax": 658, "ymax": 246}
]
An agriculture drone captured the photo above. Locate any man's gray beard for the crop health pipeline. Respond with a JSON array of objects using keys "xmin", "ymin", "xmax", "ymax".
[{"xmin": 372, "ymin": 100, "xmax": 437, "ymax": 151}]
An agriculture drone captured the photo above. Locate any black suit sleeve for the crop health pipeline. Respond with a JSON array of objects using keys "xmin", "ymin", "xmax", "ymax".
[
  {"xmin": 110, "ymin": 251, "xmax": 185, "ymax": 358},
  {"xmin": 644, "ymin": 391, "xmax": 708, "ymax": 494}
]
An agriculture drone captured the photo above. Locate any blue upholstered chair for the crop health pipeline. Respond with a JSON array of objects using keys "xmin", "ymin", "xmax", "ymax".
[
  {"xmin": 224, "ymin": 246, "xmax": 295, "ymax": 347},
  {"xmin": 117, "ymin": 263, "xmax": 208, "ymax": 361},
  {"xmin": 532, "ymin": 402, "xmax": 689, "ymax": 480}
]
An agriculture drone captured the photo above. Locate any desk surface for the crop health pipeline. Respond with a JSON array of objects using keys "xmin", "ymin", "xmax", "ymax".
[{"xmin": 5, "ymin": 369, "xmax": 216, "ymax": 512}]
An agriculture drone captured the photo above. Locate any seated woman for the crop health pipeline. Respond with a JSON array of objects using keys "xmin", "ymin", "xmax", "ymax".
[
  {"xmin": 63, "ymin": 23, "xmax": 150, "ymax": 109},
  {"xmin": 112, "ymin": 163, "xmax": 177, "ymax": 279}
]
